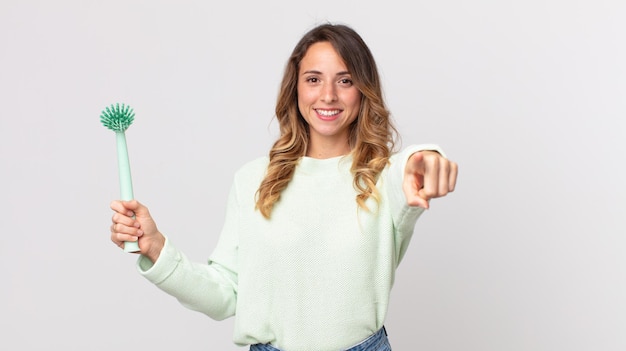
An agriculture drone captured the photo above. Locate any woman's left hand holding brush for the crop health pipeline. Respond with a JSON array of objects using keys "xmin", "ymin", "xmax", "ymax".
[{"xmin": 110, "ymin": 200, "xmax": 165, "ymax": 263}]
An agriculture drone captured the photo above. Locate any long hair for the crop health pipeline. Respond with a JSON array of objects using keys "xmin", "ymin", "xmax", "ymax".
[{"xmin": 255, "ymin": 23, "xmax": 398, "ymax": 218}]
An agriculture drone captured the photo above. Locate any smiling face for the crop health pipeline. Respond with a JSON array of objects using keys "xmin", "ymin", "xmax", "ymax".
[{"xmin": 297, "ymin": 41, "xmax": 362, "ymax": 158}]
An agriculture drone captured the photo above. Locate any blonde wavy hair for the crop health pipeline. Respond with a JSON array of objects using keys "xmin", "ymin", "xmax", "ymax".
[{"xmin": 256, "ymin": 23, "xmax": 398, "ymax": 219}]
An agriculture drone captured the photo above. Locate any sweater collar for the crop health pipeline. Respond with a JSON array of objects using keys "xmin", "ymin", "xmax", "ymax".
[{"xmin": 297, "ymin": 154, "xmax": 353, "ymax": 175}]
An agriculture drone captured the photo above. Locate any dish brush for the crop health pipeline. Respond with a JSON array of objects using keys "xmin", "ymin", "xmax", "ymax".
[{"xmin": 100, "ymin": 103, "xmax": 140, "ymax": 253}]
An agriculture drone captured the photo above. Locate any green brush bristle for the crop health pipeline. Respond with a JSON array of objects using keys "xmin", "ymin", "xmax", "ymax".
[{"xmin": 100, "ymin": 103, "xmax": 135, "ymax": 132}]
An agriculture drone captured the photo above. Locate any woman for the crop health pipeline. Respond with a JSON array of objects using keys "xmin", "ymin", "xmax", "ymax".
[{"xmin": 110, "ymin": 23, "xmax": 457, "ymax": 351}]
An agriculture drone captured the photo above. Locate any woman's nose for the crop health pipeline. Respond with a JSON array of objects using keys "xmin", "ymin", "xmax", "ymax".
[{"xmin": 320, "ymin": 83, "xmax": 338, "ymax": 103}]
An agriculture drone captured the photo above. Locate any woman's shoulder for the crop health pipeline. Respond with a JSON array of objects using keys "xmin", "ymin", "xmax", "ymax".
[{"xmin": 233, "ymin": 155, "xmax": 269, "ymax": 181}]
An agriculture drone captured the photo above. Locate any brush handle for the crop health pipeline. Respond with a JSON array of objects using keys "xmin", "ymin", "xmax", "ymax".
[{"xmin": 116, "ymin": 131, "xmax": 140, "ymax": 253}]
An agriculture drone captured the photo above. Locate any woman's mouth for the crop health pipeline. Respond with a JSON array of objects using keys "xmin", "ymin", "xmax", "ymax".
[{"xmin": 315, "ymin": 109, "xmax": 341, "ymax": 120}]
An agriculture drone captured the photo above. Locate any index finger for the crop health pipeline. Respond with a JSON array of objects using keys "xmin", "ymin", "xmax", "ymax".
[
  {"xmin": 109, "ymin": 200, "xmax": 134, "ymax": 217},
  {"xmin": 420, "ymin": 154, "xmax": 440, "ymax": 200}
]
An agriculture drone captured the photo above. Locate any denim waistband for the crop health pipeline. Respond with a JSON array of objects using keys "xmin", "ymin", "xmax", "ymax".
[{"xmin": 249, "ymin": 326, "xmax": 389, "ymax": 351}]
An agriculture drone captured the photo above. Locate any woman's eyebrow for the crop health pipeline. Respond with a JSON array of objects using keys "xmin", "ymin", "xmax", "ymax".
[{"xmin": 301, "ymin": 70, "xmax": 351, "ymax": 76}]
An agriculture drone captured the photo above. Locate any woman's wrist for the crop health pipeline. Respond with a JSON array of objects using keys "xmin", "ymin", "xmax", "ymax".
[{"xmin": 145, "ymin": 232, "xmax": 166, "ymax": 263}]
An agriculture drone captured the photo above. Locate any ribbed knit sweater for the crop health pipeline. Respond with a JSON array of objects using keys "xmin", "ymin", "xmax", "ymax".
[{"xmin": 137, "ymin": 144, "xmax": 443, "ymax": 351}]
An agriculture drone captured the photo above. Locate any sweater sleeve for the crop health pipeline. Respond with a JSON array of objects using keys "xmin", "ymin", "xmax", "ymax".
[
  {"xmin": 135, "ymin": 182, "xmax": 241, "ymax": 321},
  {"xmin": 386, "ymin": 144, "xmax": 446, "ymax": 264}
]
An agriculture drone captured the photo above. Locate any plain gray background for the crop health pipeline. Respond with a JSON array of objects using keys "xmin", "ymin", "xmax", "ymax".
[{"xmin": 1, "ymin": 0, "xmax": 624, "ymax": 350}]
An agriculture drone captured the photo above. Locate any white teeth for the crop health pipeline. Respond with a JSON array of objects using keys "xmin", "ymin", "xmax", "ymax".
[{"xmin": 316, "ymin": 109, "xmax": 340, "ymax": 116}]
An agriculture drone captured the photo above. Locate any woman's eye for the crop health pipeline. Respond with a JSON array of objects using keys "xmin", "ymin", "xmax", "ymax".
[
  {"xmin": 306, "ymin": 77, "xmax": 319, "ymax": 83},
  {"xmin": 339, "ymin": 78, "xmax": 353, "ymax": 86}
]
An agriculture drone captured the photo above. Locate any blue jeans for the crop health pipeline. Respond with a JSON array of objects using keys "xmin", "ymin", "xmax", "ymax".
[{"xmin": 249, "ymin": 327, "xmax": 391, "ymax": 351}]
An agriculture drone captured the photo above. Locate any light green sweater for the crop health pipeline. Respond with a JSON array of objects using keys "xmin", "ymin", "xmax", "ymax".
[{"xmin": 137, "ymin": 144, "xmax": 442, "ymax": 351}]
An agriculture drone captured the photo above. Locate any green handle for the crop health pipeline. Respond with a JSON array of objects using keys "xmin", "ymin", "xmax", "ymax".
[{"xmin": 116, "ymin": 131, "xmax": 140, "ymax": 253}]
